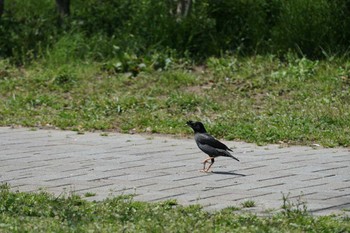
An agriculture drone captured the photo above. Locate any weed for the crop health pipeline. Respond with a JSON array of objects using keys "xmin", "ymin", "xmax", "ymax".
[
  {"xmin": 281, "ymin": 193, "xmax": 308, "ymax": 217},
  {"xmin": 241, "ymin": 200, "xmax": 256, "ymax": 208},
  {"xmin": 84, "ymin": 192, "xmax": 96, "ymax": 197}
]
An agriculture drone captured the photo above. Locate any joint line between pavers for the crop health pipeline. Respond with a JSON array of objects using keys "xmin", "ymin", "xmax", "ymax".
[
  {"xmin": 158, "ymin": 183, "xmax": 200, "ymax": 192},
  {"xmin": 286, "ymin": 191, "xmax": 318, "ymax": 199},
  {"xmin": 135, "ymin": 183, "xmax": 159, "ymax": 189},
  {"xmin": 311, "ymin": 202, "xmax": 350, "ymax": 213},
  {"xmin": 45, "ymin": 173, "xmax": 88, "ymax": 182},
  {"xmin": 312, "ymin": 165, "xmax": 348, "ymax": 173},
  {"xmin": 0, "ymin": 156, "xmax": 32, "ymax": 161},
  {"xmin": 100, "ymin": 156, "xmax": 122, "ymax": 160},
  {"xmin": 236, "ymin": 165, "xmax": 267, "ymax": 171},
  {"xmin": 149, "ymin": 193, "xmax": 186, "ymax": 202},
  {"xmin": 119, "ymin": 156, "xmax": 154, "ymax": 164},
  {"xmin": 281, "ymin": 158, "xmax": 316, "ymax": 164},
  {"xmin": 321, "ymin": 193, "xmax": 350, "ymax": 201},
  {"xmin": 258, "ymin": 174, "xmax": 296, "ymax": 182},
  {"xmin": 1, "ymin": 175, "xmax": 35, "ymax": 182},
  {"xmin": 321, "ymin": 159, "xmax": 350, "ymax": 164},
  {"xmin": 333, "ymin": 153, "xmax": 350, "ymax": 158},
  {"xmin": 301, "ymin": 174, "xmax": 336, "ymax": 181},
  {"xmin": 173, "ymin": 175, "xmax": 208, "ymax": 182},
  {"xmin": 162, "ymin": 157, "xmax": 199, "ymax": 164},
  {"xmin": 26, "ymin": 144, "xmax": 65, "ymax": 148},
  {"xmin": 3, "ymin": 148, "xmax": 61, "ymax": 155},
  {"xmin": 174, "ymin": 151, "xmax": 203, "ymax": 157},
  {"xmin": 189, "ymin": 192, "xmax": 235, "ymax": 202},
  {"xmin": 9, "ymin": 184, "xmax": 27, "ymax": 189},
  {"xmin": 292, "ymin": 182, "xmax": 328, "ymax": 191},
  {"xmin": 102, "ymin": 164, "xmax": 145, "ymax": 172},
  {"xmin": 129, "ymin": 173, "xmax": 171, "ymax": 182},
  {"xmin": 49, "ymin": 183, "xmax": 72, "ymax": 188},
  {"xmin": 270, "ymin": 165, "xmax": 307, "ymax": 172},
  {"xmin": 215, "ymin": 173, "xmax": 253, "ymax": 182},
  {"xmin": 87, "ymin": 173, "xmax": 130, "ymax": 182},
  {"xmin": 247, "ymin": 183, "xmax": 285, "ymax": 191},
  {"xmin": 47, "ymin": 151, "xmax": 81, "ymax": 156},
  {"xmin": 203, "ymin": 183, "xmax": 242, "ymax": 191},
  {"xmin": 40, "ymin": 156, "xmax": 72, "ymax": 162},
  {"xmin": 145, "ymin": 164, "xmax": 186, "ymax": 173},
  {"xmin": 334, "ymin": 185, "xmax": 350, "ymax": 191},
  {"xmin": 7, "ymin": 164, "xmax": 53, "ymax": 172},
  {"xmin": 99, "ymin": 150, "xmax": 129, "ymax": 155},
  {"xmin": 130, "ymin": 150, "xmax": 172, "ymax": 156},
  {"xmin": 74, "ymin": 183, "xmax": 116, "ymax": 192},
  {"xmin": 61, "ymin": 166, "xmax": 92, "ymax": 173},
  {"xmin": 241, "ymin": 157, "xmax": 279, "ymax": 165},
  {"xmin": 1, "ymin": 142, "xmax": 31, "ymax": 147},
  {"xmin": 232, "ymin": 192, "xmax": 273, "ymax": 201}
]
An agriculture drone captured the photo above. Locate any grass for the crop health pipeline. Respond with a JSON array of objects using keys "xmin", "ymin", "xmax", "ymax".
[
  {"xmin": 0, "ymin": 184, "xmax": 349, "ymax": 232},
  {"xmin": 241, "ymin": 200, "xmax": 256, "ymax": 208},
  {"xmin": 84, "ymin": 192, "xmax": 96, "ymax": 198},
  {"xmin": 0, "ymin": 54, "xmax": 350, "ymax": 147}
]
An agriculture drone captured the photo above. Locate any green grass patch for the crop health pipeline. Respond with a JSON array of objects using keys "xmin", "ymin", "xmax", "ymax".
[
  {"xmin": 0, "ymin": 184, "xmax": 349, "ymax": 232},
  {"xmin": 241, "ymin": 200, "xmax": 256, "ymax": 208},
  {"xmin": 0, "ymin": 55, "xmax": 350, "ymax": 147},
  {"xmin": 83, "ymin": 192, "xmax": 96, "ymax": 198}
]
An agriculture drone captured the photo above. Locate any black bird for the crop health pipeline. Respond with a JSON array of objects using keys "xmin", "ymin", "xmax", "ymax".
[{"xmin": 186, "ymin": 121, "xmax": 239, "ymax": 172}]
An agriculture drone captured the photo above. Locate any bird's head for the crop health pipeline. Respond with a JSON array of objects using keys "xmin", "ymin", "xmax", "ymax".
[{"xmin": 186, "ymin": 121, "xmax": 207, "ymax": 133}]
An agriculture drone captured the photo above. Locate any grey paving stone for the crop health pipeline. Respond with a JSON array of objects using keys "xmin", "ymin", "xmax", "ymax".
[{"xmin": 0, "ymin": 126, "xmax": 349, "ymax": 216}]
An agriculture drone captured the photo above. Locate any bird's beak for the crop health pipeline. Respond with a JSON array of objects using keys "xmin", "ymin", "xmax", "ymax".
[{"xmin": 186, "ymin": 121, "xmax": 193, "ymax": 127}]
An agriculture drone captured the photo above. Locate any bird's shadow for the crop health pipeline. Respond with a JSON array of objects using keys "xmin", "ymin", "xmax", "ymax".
[{"xmin": 211, "ymin": 171, "xmax": 246, "ymax": 176}]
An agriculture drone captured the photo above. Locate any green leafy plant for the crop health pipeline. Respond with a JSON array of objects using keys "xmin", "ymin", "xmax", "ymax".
[{"xmin": 241, "ymin": 200, "xmax": 256, "ymax": 208}]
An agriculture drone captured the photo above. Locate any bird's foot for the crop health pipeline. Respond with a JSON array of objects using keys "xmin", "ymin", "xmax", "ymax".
[{"xmin": 199, "ymin": 169, "xmax": 212, "ymax": 173}]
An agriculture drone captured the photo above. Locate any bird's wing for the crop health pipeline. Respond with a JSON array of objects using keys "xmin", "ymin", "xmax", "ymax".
[{"xmin": 195, "ymin": 133, "xmax": 230, "ymax": 151}]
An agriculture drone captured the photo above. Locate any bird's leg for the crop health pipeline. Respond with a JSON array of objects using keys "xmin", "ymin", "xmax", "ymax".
[
  {"xmin": 200, "ymin": 158, "xmax": 209, "ymax": 172},
  {"xmin": 200, "ymin": 157, "xmax": 214, "ymax": 172},
  {"xmin": 205, "ymin": 158, "xmax": 215, "ymax": 172}
]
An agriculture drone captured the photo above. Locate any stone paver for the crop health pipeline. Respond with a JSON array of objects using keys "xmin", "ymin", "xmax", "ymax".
[{"xmin": 0, "ymin": 127, "xmax": 350, "ymax": 216}]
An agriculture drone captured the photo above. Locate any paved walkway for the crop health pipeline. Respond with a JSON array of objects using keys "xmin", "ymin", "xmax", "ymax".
[{"xmin": 1, "ymin": 127, "xmax": 349, "ymax": 216}]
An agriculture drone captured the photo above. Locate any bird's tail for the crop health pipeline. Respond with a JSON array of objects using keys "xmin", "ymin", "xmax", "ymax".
[
  {"xmin": 230, "ymin": 155, "xmax": 240, "ymax": 162},
  {"xmin": 220, "ymin": 149, "xmax": 240, "ymax": 162}
]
